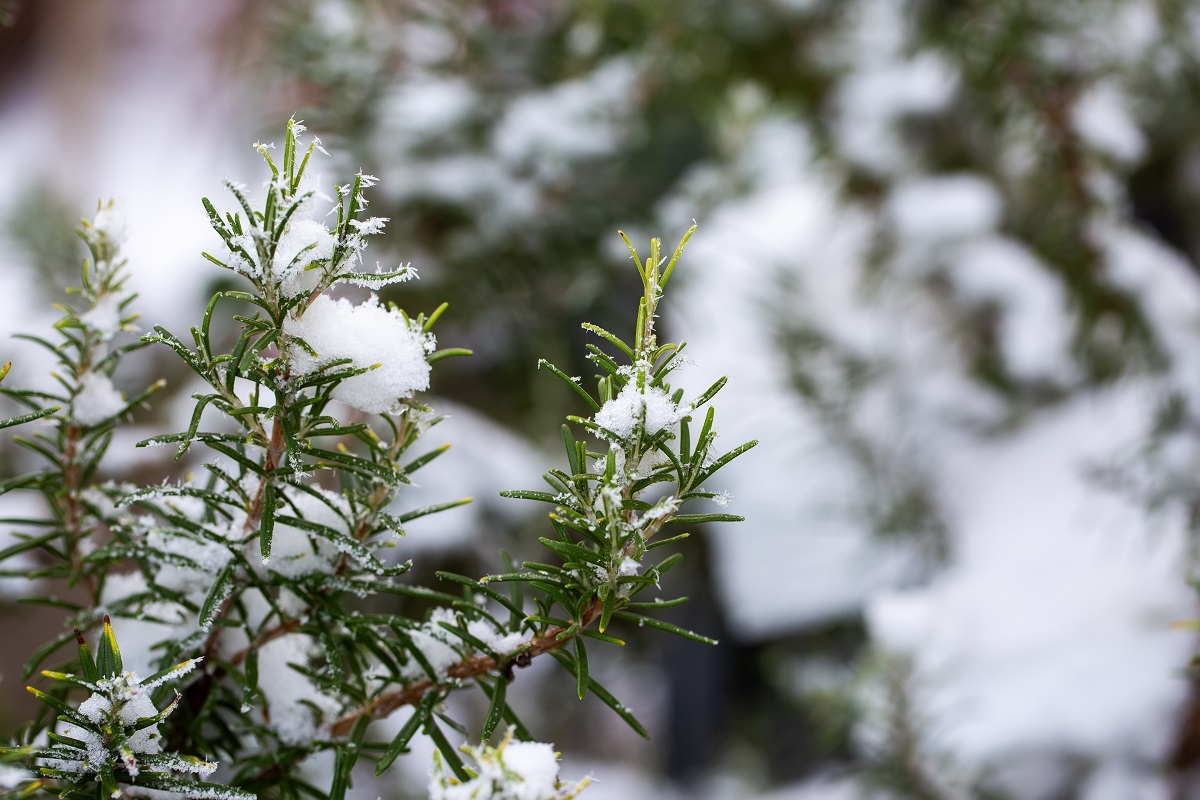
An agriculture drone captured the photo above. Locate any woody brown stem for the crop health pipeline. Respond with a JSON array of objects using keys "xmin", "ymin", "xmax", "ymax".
[
  {"xmin": 328, "ymin": 596, "xmax": 603, "ymax": 737},
  {"xmin": 61, "ymin": 422, "xmax": 94, "ymax": 594},
  {"xmin": 327, "ymin": 496, "xmax": 673, "ymax": 738}
]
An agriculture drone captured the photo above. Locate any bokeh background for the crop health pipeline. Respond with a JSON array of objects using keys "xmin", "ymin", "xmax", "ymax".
[{"xmin": 3, "ymin": 0, "xmax": 1200, "ymax": 797}]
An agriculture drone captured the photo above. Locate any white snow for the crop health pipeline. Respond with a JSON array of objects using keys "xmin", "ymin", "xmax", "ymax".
[
  {"xmin": 257, "ymin": 633, "xmax": 341, "ymax": 745},
  {"xmin": 594, "ymin": 381, "xmax": 684, "ymax": 441},
  {"xmin": 666, "ymin": 178, "xmax": 925, "ymax": 636},
  {"xmin": 256, "ymin": 486, "xmax": 351, "ymax": 578},
  {"xmin": 98, "ymin": 576, "xmax": 182, "ymax": 678},
  {"xmin": 390, "ymin": 398, "xmax": 546, "ymax": 552},
  {"xmin": 501, "ymin": 741, "xmax": 563, "ymax": 798},
  {"xmin": 948, "ymin": 236, "xmax": 1076, "ymax": 379},
  {"xmin": 401, "ymin": 608, "xmax": 462, "ymax": 681},
  {"xmin": 866, "ymin": 389, "xmax": 1193, "ymax": 765},
  {"xmin": 49, "ymin": 668, "xmax": 174, "ymax": 781},
  {"xmin": 0, "ymin": 765, "xmax": 29, "ymax": 789},
  {"xmin": 428, "ymin": 729, "xmax": 585, "ymax": 800},
  {"xmin": 148, "ymin": 527, "xmax": 234, "ymax": 592},
  {"xmin": 116, "ymin": 685, "xmax": 164, "ymax": 754},
  {"xmin": 0, "ymin": 493, "xmax": 49, "ymax": 597},
  {"xmin": 273, "ymin": 216, "xmax": 336, "ymax": 296},
  {"xmin": 835, "ymin": 53, "xmax": 959, "ymax": 174},
  {"xmin": 669, "ymin": 94, "xmax": 1199, "ymax": 790},
  {"xmin": 284, "ymin": 293, "xmax": 434, "ymax": 414},
  {"xmin": 78, "ymin": 694, "xmax": 112, "ymax": 724},
  {"xmin": 466, "ymin": 618, "xmax": 527, "ymax": 657},
  {"xmin": 378, "ymin": 78, "xmax": 477, "ymax": 140},
  {"xmin": 887, "ymin": 174, "xmax": 1002, "ymax": 246},
  {"xmin": 91, "ymin": 203, "xmax": 129, "ymax": 245},
  {"xmin": 1082, "ymin": 763, "xmax": 1170, "ymax": 800},
  {"xmin": 73, "ymin": 372, "xmax": 126, "ymax": 425},
  {"xmin": 1073, "ymin": 83, "xmax": 1147, "ymax": 163},
  {"xmin": 0, "ymin": 0, "xmax": 1195, "ymax": 795},
  {"xmin": 492, "ymin": 59, "xmax": 638, "ymax": 180},
  {"xmin": 79, "ymin": 293, "xmax": 129, "ymax": 341},
  {"xmin": 48, "ymin": 722, "xmax": 108, "ymax": 774}
]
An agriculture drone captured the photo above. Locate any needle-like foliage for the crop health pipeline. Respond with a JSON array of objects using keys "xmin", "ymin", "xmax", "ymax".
[{"xmin": 0, "ymin": 120, "xmax": 753, "ymax": 800}]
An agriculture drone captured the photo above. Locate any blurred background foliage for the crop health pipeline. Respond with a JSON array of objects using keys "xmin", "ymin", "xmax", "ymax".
[{"xmin": 4, "ymin": 0, "xmax": 1200, "ymax": 797}]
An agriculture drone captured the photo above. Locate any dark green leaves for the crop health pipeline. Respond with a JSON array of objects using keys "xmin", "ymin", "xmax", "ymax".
[
  {"xmin": 480, "ymin": 677, "xmax": 508, "ymax": 742},
  {"xmin": 74, "ymin": 628, "xmax": 98, "ymax": 683},
  {"xmin": 96, "ymin": 615, "xmax": 123, "ymax": 678},
  {"xmin": 328, "ymin": 715, "xmax": 369, "ymax": 800},
  {"xmin": 549, "ymin": 650, "xmax": 648, "ymax": 739},
  {"xmin": 573, "ymin": 638, "xmax": 589, "ymax": 700},
  {"xmin": 259, "ymin": 482, "xmax": 277, "ymax": 563},
  {"xmin": 613, "ymin": 611, "xmax": 717, "ymax": 645}
]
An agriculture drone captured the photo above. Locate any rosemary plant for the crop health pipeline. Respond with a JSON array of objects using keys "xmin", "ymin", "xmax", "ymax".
[{"xmin": 0, "ymin": 119, "xmax": 754, "ymax": 800}]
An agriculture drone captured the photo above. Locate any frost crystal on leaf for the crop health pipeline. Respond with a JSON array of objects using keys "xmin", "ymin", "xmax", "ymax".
[
  {"xmin": 642, "ymin": 494, "xmax": 680, "ymax": 522},
  {"xmin": 617, "ymin": 556, "xmax": 640, "ymax": 577}
]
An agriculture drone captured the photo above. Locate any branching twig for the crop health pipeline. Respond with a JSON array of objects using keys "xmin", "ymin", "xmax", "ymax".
[{"xmin": 329, "ymin": 597, "xmax": 603, "ymax": 737}]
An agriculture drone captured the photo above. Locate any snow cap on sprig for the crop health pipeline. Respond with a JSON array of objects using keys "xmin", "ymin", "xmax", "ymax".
[
  {"xmin": 428, "ymin": 728, "xmax": 591, "ymax": 800},
  {"xmin": 207, "ymin": 118, "xmax": 416, "ymax": 298},
  {"xmin": 17, "ymin": 618, "xmax": 241, "ymax": 798},
  {"xmin": 593, "ymin": 362, "xmax": 686, "ymax": 441}
]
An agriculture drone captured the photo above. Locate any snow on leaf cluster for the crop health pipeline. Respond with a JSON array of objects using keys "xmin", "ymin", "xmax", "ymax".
[
  {"xmin": 202, "ymin": 118, "xmax": 435, "ymax": 416},
  {"xmin": 5, "ymin": 618, "xmax": 245, "ymax": 800},
  {"xmin": 429, "ymin": 729, "xmax": 590, "ymax": 800},
  {"xmin": 502, "ymin": 228, "xmax": 752, "ymax": 653},
  {"xmin": 0, "ymin": 117, "xmax": 751, "ymax": 800},
  {"xmin": 592, "ymin": 363, "xmax": 687, "ymax": 442}
]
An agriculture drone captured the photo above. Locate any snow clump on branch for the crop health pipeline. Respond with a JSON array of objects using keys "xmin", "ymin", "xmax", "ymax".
[
  {"xmin": 593, "ymin": 377, "xmax": 685, "ymax": 441},
  {"xmin": 284, "ymin": 294, "xmax": 434, "ymax": 414}
]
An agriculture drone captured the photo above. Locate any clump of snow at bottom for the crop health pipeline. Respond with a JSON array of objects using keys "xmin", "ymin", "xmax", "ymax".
[
  {"xmin": 48, "ymin": 665, "xmax": 212, "ymax": 780},
  {"xmin": 73, "ymin": 372, "xmax": 126, "ymax": 426},
  {"xmin": 429, "ymin": 728, "xmax": 589, "ymax": 800},
  {"xmin": 593, "ymin": 380, "xmax": 684, "ymax": 441},
  {"xmin": 284, "ymin": 293, "xmax": 434, "ymax": 415}
]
